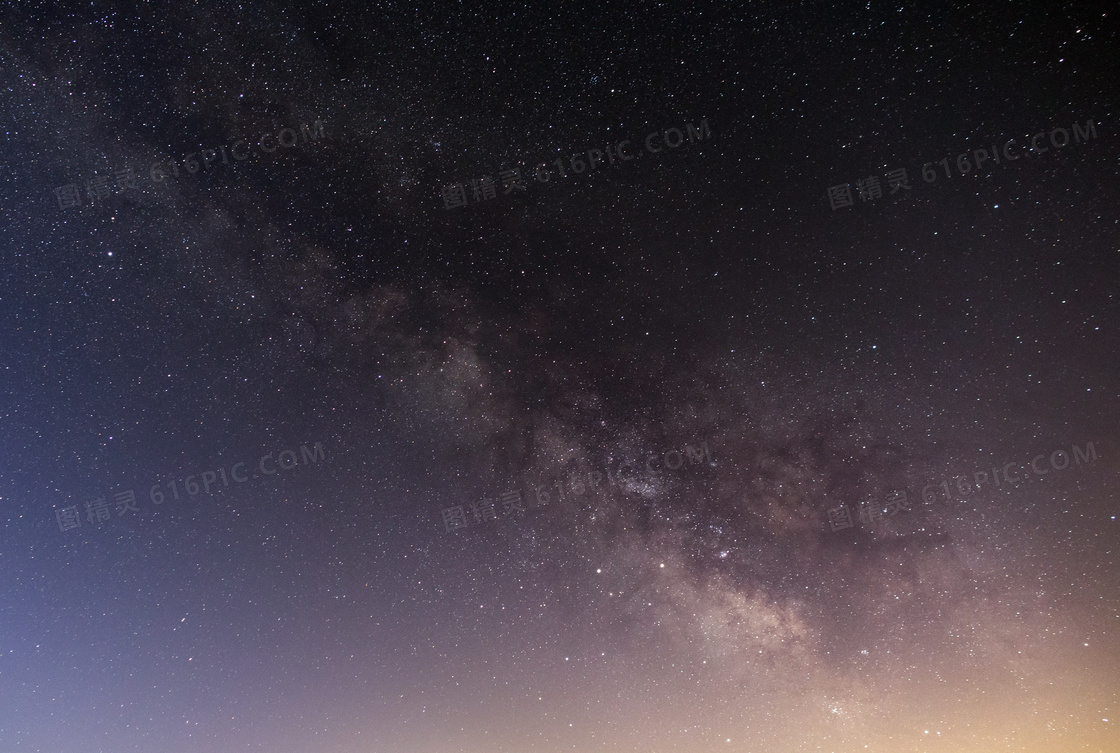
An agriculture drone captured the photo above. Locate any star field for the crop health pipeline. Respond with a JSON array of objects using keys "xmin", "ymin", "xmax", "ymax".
[{"xmin": 0, "ymin": 2, "xmax": 1118, "ymax": 752}]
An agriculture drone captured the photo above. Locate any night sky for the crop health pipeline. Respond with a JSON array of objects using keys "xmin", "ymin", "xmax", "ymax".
[{"xmin": 1, "ymin": 2, "xmax": 1119, "ymax": 752}]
